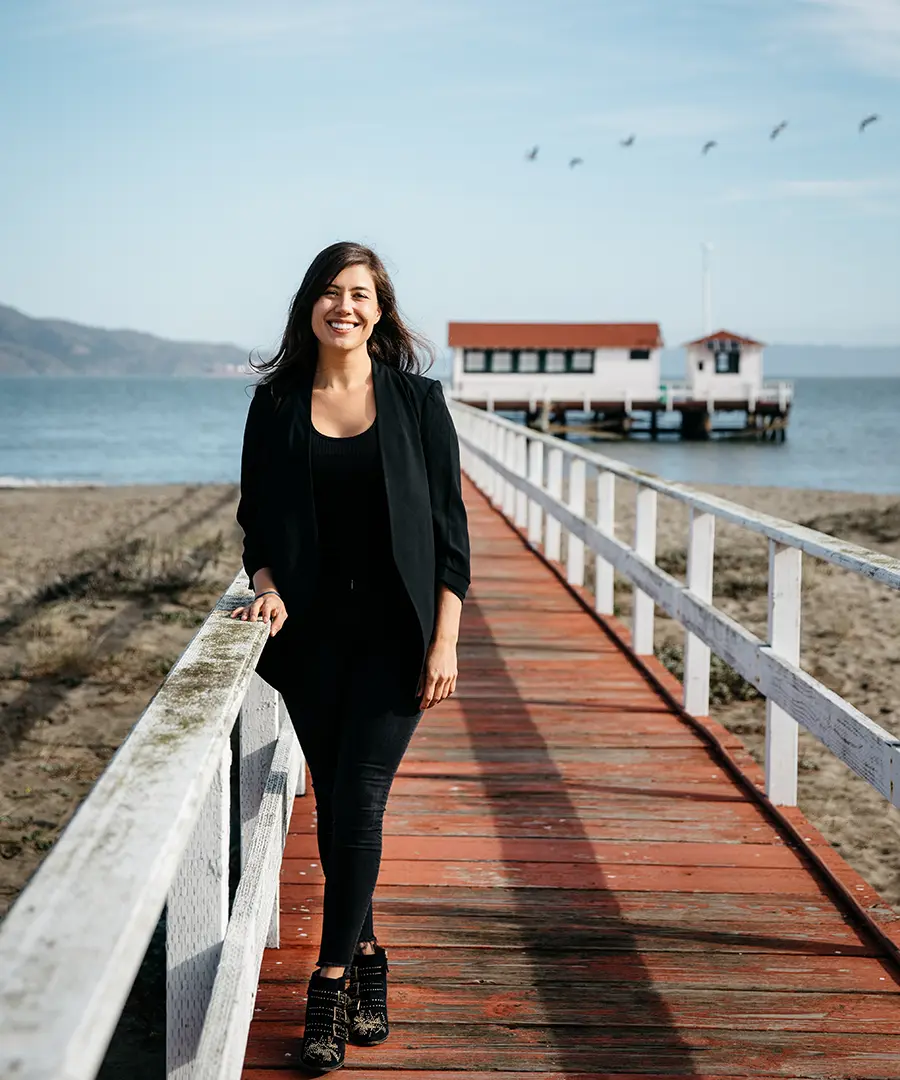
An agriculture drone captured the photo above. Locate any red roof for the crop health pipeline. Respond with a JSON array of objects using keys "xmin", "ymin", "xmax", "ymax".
[
  {"xmin": 448, "ymin": 322, "xmax": 663, "ymax": 350},
  {"xmin": 685, "ymin": 329, "xmax": 765, "ymax": 347}
]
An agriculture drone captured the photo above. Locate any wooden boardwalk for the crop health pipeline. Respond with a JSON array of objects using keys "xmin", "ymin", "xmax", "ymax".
[{"xmin": 242, "ymin": 481, "xmax": 900, "ymax": 1078}]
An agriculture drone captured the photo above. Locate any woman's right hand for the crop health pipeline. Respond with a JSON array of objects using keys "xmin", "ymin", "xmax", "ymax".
[{"xmin": 230, "ymin": 592, "xmax": 289, "ymax": 637}]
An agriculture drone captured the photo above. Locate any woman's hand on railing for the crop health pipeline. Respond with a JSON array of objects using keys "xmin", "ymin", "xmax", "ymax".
[
  {"xmin": 418, "ymin": 636, "xmax": 458, "ymax": 709},
  {"xmin": 230, "ymin": 592, "xmax": 289, "ymax": 637}
]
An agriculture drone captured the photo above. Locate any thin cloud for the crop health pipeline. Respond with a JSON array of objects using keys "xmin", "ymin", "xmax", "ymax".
[
  {"xmin": 722, "ymin": 176, "xmax": 900, "ymax": 201},
  {"xmin": 797, "ymin": 0, "xmax": 900, "ymax": 75},
  {"xmin": 21, "ymin": 0, "xmax": 470, "ymax": 50}
]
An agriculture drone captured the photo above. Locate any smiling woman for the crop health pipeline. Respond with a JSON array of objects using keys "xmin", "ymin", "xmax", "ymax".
[{"xmin": 231, "ymin": 241, "xmax": 470, "ymax": 1072}]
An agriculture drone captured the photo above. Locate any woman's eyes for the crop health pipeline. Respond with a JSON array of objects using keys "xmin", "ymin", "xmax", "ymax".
[{"xmin": 324, "ymin": 290, "xmax": 368, "ymax": 299}]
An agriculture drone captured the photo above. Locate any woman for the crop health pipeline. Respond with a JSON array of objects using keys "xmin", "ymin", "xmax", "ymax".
[{"xmin": 231, "ymin": 241, "xmax": 470, "ymax": 1073}]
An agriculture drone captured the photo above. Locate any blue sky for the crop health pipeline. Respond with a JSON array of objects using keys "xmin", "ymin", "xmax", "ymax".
[{"xmin": 1, "ymin": 0, "xmax": 898, "ymax": 363}]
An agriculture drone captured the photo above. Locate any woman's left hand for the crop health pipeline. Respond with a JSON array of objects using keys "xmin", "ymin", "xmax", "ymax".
[{"xmin": 418, "ymin": 637, "xmax": 458, "ymax": 709}]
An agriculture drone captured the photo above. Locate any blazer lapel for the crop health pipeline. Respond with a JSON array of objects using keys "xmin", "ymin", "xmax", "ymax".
[
  {"xmin": 278, "ymin": 364, "xmax": 318, "ymax": 567},
  {"xmin": 372, "ymin": 358, "xmax": 418, "ymax": 534}
]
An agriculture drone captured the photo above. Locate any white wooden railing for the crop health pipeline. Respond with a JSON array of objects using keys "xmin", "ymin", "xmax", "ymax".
[
  {"xmin": 451, "ymin": 399, "xmax": 900, "ymax": 810},
  {"xmin": 659, "ymin": 379, "xmax": 794, "ymax": 412},
  {"xmin": 0, "ymin": 572, "xmax": 304, "ymax": 1080}
]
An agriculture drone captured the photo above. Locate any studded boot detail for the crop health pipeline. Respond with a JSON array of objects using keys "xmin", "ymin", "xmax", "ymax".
[
  {"xmin": 347, "ymin": 944, "xmax": 390, "ymax": 1046},
  {"xmin": 299, "ymin": 971, "xmax": 350, "ymax": 1073}
]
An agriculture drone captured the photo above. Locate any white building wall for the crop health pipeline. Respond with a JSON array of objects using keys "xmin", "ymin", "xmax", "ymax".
[
  {"xmin": 451, "ymin": 347, "xmax": 661, "ymax": 406},
  {"xmin": 687, "ymin": 344, "xmax": 764, "ymax": 399}
]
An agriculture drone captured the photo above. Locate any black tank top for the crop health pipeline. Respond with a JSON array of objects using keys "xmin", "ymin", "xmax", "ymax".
[{"xmin": 310, "ymin": 418, "xmax": 395, "ymax": 590}]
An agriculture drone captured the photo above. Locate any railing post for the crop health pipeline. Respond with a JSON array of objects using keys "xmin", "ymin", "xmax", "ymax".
[
  {"xmin": 476, "ymin": 414, "xmax": 490, "ymax": 493},
  {"xmin": 166, "ymin": 739, "xmax": 230, "ymax": 1079},
  {"xmin": 545, "ymin": 446, "xmax": 563, "ymax": 562},
  {"xmin": 240, "ymin": 672, "xmax": 281, "ymax": 946},
  {"xmin": 595, "ymin": 469, "xmax": 615, "ymax": 615},
  {"xmin": 567, "ymin": 458, "xmax": 586, "ymax": 586},
  {"xmin": 684, "ymin": 509, "xmax": 715, "ymax": 715},
  {"xmin": 633, "ymin": 486, "xmax": 658, "ymax": 655},
  {"xmin": 514, "ymin": 433, "xmax": 528, "ymax": 529},
  {"xmin": 489, "ymin": 421, "xmax": 503, "ymax": 508},
  {"xmin": 502, "ymin": 428, "xmax": 517, "ymax": 520},
  {"xmin": 527, "ymin": 438, "xmax": 544, "ymax": 546},
  {"xmin": 766, "ymin": 541, "xmax": 801, "ymax": 805}
]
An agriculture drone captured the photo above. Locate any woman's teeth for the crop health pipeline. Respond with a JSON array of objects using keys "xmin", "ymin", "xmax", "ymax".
[{"xmin": 329, "ymin": 321, "xmax": 356, "ymax": 332}]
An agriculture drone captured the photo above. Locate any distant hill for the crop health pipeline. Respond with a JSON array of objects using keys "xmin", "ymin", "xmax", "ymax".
[{"xmin": 0, "ymin": 303, "xmax": 251, "ymax": 376}]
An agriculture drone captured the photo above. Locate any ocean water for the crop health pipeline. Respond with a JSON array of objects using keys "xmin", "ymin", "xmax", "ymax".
[
  {"xmin": 1, "ymin": 375, "xmax": 898, "ymax": 494},
  {"xmin": 575, "ymin": 376, "xmax": 900, "ymax": 495}
]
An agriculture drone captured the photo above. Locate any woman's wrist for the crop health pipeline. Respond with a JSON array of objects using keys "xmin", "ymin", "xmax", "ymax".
[
  {"xmin": 254, "ymin": 589, "xmax": 281, "ymax": 600},
  {"xmin": 252, "ymin": 567, "xmax": 277, "ymax": 594}
]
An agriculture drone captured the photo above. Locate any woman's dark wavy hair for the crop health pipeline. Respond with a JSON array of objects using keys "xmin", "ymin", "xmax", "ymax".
[{"xmin": 250, "ymin": 242, "xmax": 435, "ymax": 403}]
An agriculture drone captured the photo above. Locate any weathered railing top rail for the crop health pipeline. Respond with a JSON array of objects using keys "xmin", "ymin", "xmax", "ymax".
[
  {"xmin": 660, "ymin": 379, "xmax": 795, "ymax": 404},
  {"xmin": 451, "ymin": 399, "xmax": 900, "ymax": 591},
  {"xmin": 450, "ymin": 398, "xmax": 900, "ymax": 813},
  {"xmin": 0, "ymin": 572, "xmax": 297, "ymax": 1080}
]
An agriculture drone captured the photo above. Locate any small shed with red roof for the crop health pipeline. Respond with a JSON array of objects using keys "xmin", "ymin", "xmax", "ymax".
[
  {"xmin": 684, "ymin": 329, "xmax": 766, "ymax": 402},
  {"xmin": 447, "ymin": 321, "xmax": 664, "ymax": 411}
]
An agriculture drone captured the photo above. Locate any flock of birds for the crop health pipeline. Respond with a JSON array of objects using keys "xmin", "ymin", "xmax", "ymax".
[{"xmin": 526, "ymin": 114, "xmax": 882, "ymax": 168}]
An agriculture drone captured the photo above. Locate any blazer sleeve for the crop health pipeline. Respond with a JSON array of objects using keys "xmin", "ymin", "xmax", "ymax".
[
  {"xmin": 235, "ymin": 383, "xmax": 275, "ymax": 590},
  {"xmin": 420, "ymin": 380, "xmax": 471, "ymax": 602}
]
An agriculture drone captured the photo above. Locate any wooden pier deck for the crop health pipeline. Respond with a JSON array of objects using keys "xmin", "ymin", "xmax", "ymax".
[{"xmin": 242, "ymin": 480, "xmax": 900, "ymax": 1078}]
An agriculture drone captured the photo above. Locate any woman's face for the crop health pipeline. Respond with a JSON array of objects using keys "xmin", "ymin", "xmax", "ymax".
[{"xmin": 311, "ymin": 264, "xmax": 382, "ymax": 353}]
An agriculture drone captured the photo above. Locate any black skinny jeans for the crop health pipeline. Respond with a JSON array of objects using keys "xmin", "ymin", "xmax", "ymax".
[{"xmin": 280, "ymin": 574, "xmax": 423, "ymax": 969}]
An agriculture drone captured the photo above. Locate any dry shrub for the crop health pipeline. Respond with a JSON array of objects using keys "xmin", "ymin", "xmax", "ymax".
[
  {"xmin": 20, "ymin": 609, "xmax": 100, "ymax": 682},
  {"xmin": 35, "ymin": 531, "xmax": 227, "ymax": 605}
]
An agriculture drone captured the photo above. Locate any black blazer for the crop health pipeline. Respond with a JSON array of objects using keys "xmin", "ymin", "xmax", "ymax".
[{"xmin": 235, "ymin": 358, "xmax": 471, "ymax": 690}]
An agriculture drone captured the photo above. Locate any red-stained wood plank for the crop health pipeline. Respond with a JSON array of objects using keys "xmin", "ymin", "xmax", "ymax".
[
  {"xmin": 397, "ymin": 750, "xmax": 731, "ymax": 770},
  {"xmin": 389, "ymin": 776, "xmax": 743, "ymax": 798},
  {"xmin": 244, "ymin": 1023, "xmax": 900, "ymax": 1076},
  {"xmin": 280, "ymin": 857, "xmax": 825, "ymax": 894},
  {"xmin": 252, "ymin": 982, "xmax": 900, "ymax": 1033},
  {"xmin": 277, "ymin": 917, "xmax": 877, "ymax": 957},
  {"xmin": 281, "ymin": 884, "xmax": 878, "ymax": 948},
  {"xmin": 367, "ymin": 792, "xmax": 773, "ymax": 822},
  {"xmin": 242, "ymin": 1072, "xmax": 801, "ymax": 1080},
  {"xmin": 242, "ymin": 479, "xmax": 900, "ymax": 1077},
  {"xmin": 258, "ymin": 945, "xmax": 900, "ymax": 993},
  {"xmin": 378, "ymin": 813, "xmax": 785, "ymax": 844},
  {"xmin": 284, "ymin": 834, "xmax": 803, "ymax": 869}
]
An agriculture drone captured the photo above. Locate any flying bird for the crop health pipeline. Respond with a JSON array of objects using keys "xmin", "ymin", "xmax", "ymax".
[
  {"xmin": 620, "ymin": 134, "xmax": 636, "ymax": 147},
  {"xmin": 859, "ymin": 114, "xmax": 880, "ymax": 133},
  {"xmin": 525, "ymin": 145, "xmax": 539, "ymax": 161},
  {"xmin": 770, "ymin": 120, "xmax": 788, "ymax": 140},
  {"xmin": 701, "ymin": 140, "xmax": 717, "ymax": 155},
  {"xmin": 569, "ymin": 157, "xmax": 584, "ymax": 168}
]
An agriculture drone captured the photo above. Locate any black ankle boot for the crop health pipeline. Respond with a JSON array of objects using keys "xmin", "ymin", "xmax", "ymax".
[
  {"xmin": 299, "ymin": 970, "xmax": 350, "ymax": 1073},
  {"xmin": 347, "ymin": 944, "xmax": 390, "ymax": 1046}
]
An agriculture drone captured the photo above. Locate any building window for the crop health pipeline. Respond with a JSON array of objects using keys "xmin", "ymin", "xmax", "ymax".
[
  {"xmin": 545, "ymin": 350, "xmax": 566, "ymax": 373},
  {"xmin": 491, "ymin": 350, "xmax": 513, "ymax": 373},
  {"xmin": 570, "ymin": 350, "xmax": 594, "ymax": 373},
  {"xmin": 708, "ymin": 340, "xmax": 741, "ymax": 374},
  {"xmin": 629, "ymin": 349, "xmax": 651, "ymax": 360},
  {"xmin": 464, "ymin": 350, "xmax": 486, "ymax": 372},
  {"xmin": 518, "ymin": 350, "xmax": 540, "ymax": 373}
]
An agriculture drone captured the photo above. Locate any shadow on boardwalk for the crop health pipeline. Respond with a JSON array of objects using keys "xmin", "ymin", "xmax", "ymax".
[{"xmin": 452, "ymin": 590, "xmax": 699, "ymax": 1074}]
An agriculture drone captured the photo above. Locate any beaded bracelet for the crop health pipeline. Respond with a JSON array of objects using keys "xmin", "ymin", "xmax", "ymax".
[{"xmin": 254, "ymin": 589, "xmax": 281, "ymax": 600}]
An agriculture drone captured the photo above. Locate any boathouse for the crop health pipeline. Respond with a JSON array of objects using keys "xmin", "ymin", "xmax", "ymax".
[
  {"xmin": 684, "ymin": 329, "xmax": 766, "ymax": 404},
  {"xmin": 448, "ymin": 321, "xmax": 664, "ymax": 413}
]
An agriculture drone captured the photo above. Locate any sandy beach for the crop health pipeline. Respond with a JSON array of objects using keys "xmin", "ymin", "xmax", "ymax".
[{"xmin": 1, "ymin": 478, "xmax": 899, "ymax": 923}]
